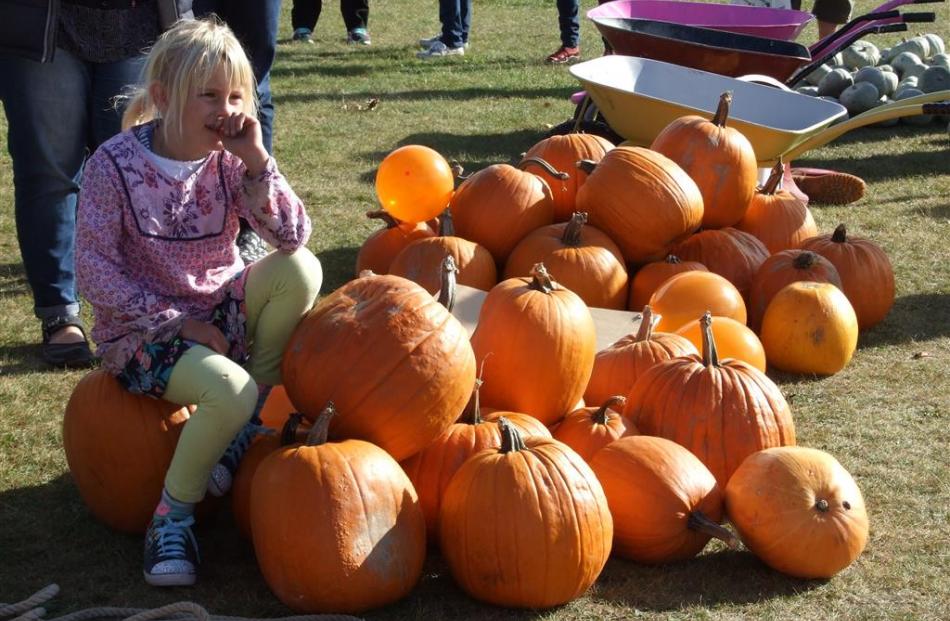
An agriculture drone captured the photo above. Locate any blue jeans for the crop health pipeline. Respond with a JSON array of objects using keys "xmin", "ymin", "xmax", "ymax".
[
  {"xmin": 558, "ymin": 0, "xmax": 580, "ymax": 48},
  {"xmin": 194, "ymin": 0, "xmax": 282, "ymax": 154},
  {"xmin": 439, "ymin": 0, "xmax": 472, "ymax": 49},
  {"xmin": 0, "ymin": 49, "xmax": 144, "ymax": 320}
]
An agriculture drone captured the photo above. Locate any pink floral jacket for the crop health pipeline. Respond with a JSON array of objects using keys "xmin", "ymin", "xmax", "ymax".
[{"xmin": 76, "ymin": 125, "xmax": 311, "ymax": 373}]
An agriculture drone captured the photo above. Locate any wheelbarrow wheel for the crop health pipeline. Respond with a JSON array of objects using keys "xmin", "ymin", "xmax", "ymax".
[{"xmin": 546, "ymin": 118, "xmax": 624, "ymax": 145}]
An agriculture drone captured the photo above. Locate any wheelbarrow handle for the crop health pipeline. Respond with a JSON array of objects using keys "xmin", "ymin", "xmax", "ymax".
[
  {"xmin": 899, "ymin": 11, "xmax": 937, "ymax": 21},
  {"xmin": 921, "ymin": 102, "xmax": 950, "ymax": 115},
  {"xmin": 792, "ymin": 23, "xmax": 903, "ymax": 86},
  {"xmin": 870, "ymin": 0, "xmax": 944, "ymax": 14},
  {"xmin": 810, "ymin": 10, "xmax": 900, "ymax": 57}
]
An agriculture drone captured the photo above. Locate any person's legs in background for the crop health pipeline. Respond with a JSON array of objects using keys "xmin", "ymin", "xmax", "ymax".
[
  {"xmin": 419, "ymin": 0, "xmax": 466, "ymax": 58},
  {"xmin": 292, "ymin": 0, "xmax": 321, "ymax": 43},
  {"xmin": 342, "ymin": 0, "xmax": 371, "ymax": 45},
  {"xmin": 0, "ymin": 49, "xmax": 96, "ymax": 367},
  {"xmin": 546, "ymin": 0, "xmax": 581, "ymax": 64}
]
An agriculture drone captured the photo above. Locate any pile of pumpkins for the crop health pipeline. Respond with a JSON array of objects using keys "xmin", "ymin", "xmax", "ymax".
[
  {"xmin": 62, "ymin": 94, "xmax": 889, "ymax": 614},
  {"xmin": 797, "ymin": 33, "xmax": 949, "ymax": 122}
]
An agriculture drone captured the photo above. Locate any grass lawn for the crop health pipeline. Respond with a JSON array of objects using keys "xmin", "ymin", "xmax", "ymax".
[{"xmin": 1, "ymin": 0, "xmax": 948, "ymax": 618}]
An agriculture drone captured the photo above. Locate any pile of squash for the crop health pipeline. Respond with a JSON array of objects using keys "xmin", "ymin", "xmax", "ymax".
[
  {"xmin": 798, "ymin": 33, "xmax": 949, "ymax": 122},
  {"xmin": 63, "ymin": 95, "xmax": 891, "ymax": 613}
]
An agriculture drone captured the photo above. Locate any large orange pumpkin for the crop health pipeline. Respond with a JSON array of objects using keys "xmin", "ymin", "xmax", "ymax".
[
  {"xmin": 521, "ymin": 133, "xmax": 614, "ymax": 222},
  {"xmin": 281, "ymin": 265, "xmax": 476, "ymax": 461},
  {"xmin": 62, "ymin": 370, "xmax": 190, "ymax": 534},
  {"xmin": 591, "ymin": 435, "xmax": 737, "ymax": 564},
  {"xmin": 449, "ymin": 162, "xmax": 555, "ymax": 263},
  {"xmin": 760, "ymin": 281, "xmax": 858, "ymax": 376},
  {"xmin": 651, "ymin": 92, "xmax": 758, "ymax": 229},
  {"xmin": 576, "ymin": 146, "xmax": 704, "ymax": 264},
  {"xmin": 471, "ymin": 264, "xmax": 596, "ymax": 426},
  {"xmin": 799, "ymin": 224, "xmax": 895, "ymax": 330},
  {"xmin": 748, "ymin": 249, "xmax": 843, "ymax": 332},
  {"xmin": 726, "ymin": 446, "xmax": 869, "ymax": 579},
  {"xmin": 440, "ymin": 420, "xmax": 613, "ymax": 608},
  {"xmin": 736, "ymin": 162, "xmax": 817, "ymax": 254},
  {"xmin": 628, "ymin": 254, "xmax": 708, "ymax": 311},
  {"xmin": 553, "ymin": 396, "xmax": 637, "ymax": 462},
  {"xmin": 389, "ymin": 209, "xmax": 497, "ymax": 294},
  {"xmin": 355, "ymin": 210, "xmax": 435, "ymax": 276},
  {"xmin": 584, "ymin": 306, "xmax": 697, "ymax": 406},
  {"xmin": 504, "ymin": 212, "xmax": 628, "ymax": 309},
  {"xmin": 625, "ymin": 313, "xmax": 795, "ymax": 487},
  {"xmin": 252, "ymin": 407, "xmax": 426, "ymax": 613},
  {"xmin": 672, "ymin": 227, "xmax": 770, "ymax": 301},
  {"xmin": 648, "ymin": 270, "xmax": 747, "ymax": 333}
]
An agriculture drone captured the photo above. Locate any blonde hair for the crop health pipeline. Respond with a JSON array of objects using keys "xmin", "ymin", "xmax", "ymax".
[{"xmin": 121, "ymin": 18, "xmax": 258, "ymax": 144}]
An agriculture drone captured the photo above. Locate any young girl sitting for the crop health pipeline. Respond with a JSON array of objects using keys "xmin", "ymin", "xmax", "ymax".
[{"xmin": 76, "ymin": 18, "xmax": 323, "ymax": 587}]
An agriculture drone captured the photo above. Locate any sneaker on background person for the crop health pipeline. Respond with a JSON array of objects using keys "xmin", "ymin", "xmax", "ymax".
[
  {"xmin": 545, "ymin": 46, "xmax": 580, "ymax": 64},
  {"xmin": 347, "ymin": 27, "xmax": 371, "ymax": 45},
  {"xmin": 292, "ymin": 27, "xmax": 314, "ymax": 43},
  {"xmin": 417, "ymin": 40, "xmax": 465, "ymax": 59}
]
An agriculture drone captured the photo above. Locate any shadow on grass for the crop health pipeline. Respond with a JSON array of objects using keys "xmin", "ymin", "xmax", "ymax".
[
  {"xmin": 0, "ymin": 261, "xmax": 29, "ymax": 296},
  {"xmin": 858, "ymin": 292, "xmax": 950, "ymax": 348},
  {"xmin": 316, "ymin": 245, "xmax": 360, "ymax": 292},
  {"xmin": 274, "ymin": 85, "xmax": 571, "ymax": 106},
  {"xmin": 0, "ymin": 342, "xmax": 54, "ymax": 376},
  {"xmin": 592, "ymin": 551, "xmax": 820, "ymax": 611}
]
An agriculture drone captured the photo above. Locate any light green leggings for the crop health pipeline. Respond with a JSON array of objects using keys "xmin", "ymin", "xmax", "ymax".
[{"xmin": 162, "ymin": 248, "xmax": 322, "ymax": 503}]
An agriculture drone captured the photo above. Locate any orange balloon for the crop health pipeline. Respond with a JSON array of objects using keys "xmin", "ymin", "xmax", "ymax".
[
  {"xmin": 675, "ymin": 316, "xmax": 766, "ymax": 373},
  {"xmin": 375, "ymin": 145, "xmax": 455, "ymax": 223},
  {"xmin": 648, "ymin": 271, "xmax": 747, "ymax": 332}
]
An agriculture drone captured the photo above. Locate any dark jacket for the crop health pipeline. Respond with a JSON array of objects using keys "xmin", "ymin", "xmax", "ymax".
[{"xmin": 0, "ymin": 0, "xmax": 193, "ymax": 62}]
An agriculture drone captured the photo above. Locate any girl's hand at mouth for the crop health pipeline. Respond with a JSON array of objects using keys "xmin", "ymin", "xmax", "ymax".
[{"xmin": 206, "ymin": 112, "xmax": 269, "ymax": 177}]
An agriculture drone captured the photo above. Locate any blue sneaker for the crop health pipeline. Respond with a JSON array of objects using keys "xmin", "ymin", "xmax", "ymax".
[
  {"xmin": 347, "ymin": 28, "xmax": 371, "ymax": 45},
  {"xmin": 143, "ymin": 515, "xmax": 199, "ymax": 586},
  {"xmin": 292, "ymin": 27, "xmax": 314, "ymax": 44},
  {"xmin": 207, "ymin": 422, "xmax": 266, "ymax": 497}
]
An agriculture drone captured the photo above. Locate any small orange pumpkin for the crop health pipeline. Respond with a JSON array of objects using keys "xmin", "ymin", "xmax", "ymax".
[
  {"xmin": 799, "ymin": 224, "xmax": 895, "ymax": 330},
  {"xmin": 648, "ymin": 270, "xmax": 747, "ymax": 333},
  {"xmin": 651, "ymin": 92, "xmax": 758, "ymax": 229},
  {"xmin": 760, "ymin": 281, "xmax": 858, "ymax": 376},
  {"xmin": 504, "ymin": 212, "xmax": 628, "ymax": 309},
  {"xmin": 355, "ymin": 210, "xmax": 435, "ymax": 276},
  {"xmin": 521, "ymin": 133, "xmax": 614, "ymax": 222},
  {"xmin": 553, "ymin": 396, "xmax": 637, "ymax": 462},
  {"xmin": 628, "ymin": 254, "xmax": 708, "ymax": 311},
  {"xmin": 736, "ymin": 161, "xmax": 817, "ymax": 254},
  {"xmin": 675, "ymin": 315, "xmax": 767, "ymax": 373},
  {"xmin": 726, "ymin": 446, "xmax": 869, "ymax": 579},
  {"xmin": 672, "ymin": 227, "xmax": 770, "ymax": 301},
  {"xmin": 584, "ymin": 306, "xmax": 697, "ymax": 406},
  {"xmin": 591, "ymin": 435, "xmax": 738, "ymax": 564}
]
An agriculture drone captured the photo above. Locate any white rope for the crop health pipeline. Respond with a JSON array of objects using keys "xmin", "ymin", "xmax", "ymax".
[{"xmin": 0, "ymin": 586, "xmax": 363, "ymax": 621}]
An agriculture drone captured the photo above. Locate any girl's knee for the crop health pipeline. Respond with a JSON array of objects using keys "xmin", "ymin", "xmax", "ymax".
[{"xmin": 259, "ymin": 248, "xmax": 323, "ymax": 301}]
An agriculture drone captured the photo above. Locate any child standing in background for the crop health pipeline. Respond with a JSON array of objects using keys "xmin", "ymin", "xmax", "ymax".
[{"xmin": 76, "ymin": 18, "xmax": 323, "ymax": 587}]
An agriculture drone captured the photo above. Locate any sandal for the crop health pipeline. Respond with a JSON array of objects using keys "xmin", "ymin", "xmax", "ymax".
[{"xmin": 41, "ymin": 315, "xmax": 96, "ymax": 368}]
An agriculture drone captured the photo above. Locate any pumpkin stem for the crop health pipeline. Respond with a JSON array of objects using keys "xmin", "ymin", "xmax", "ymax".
[
  {"xmin": 832, "ymin": 224, "xmax": 848, "ymax": 243},
  {"xmin": 529, "ymin": 263, "xmax": 558, "ymax": 293},
  {"xmin": 498, "ymin": 417, "xmax": 526, "ymax": 454},
  {"xmin": 366, "ymin": 209, "xmax": 399, "ymax": 228},
  {"xmin": 634, "ymin": 305, "xmax": 656, "ymax": 342},
  {"xmin": 712, "ymin": 92, "xmax": 733, "ymax": 128},
  {"xmin": 700, "ymin": 312, "xmax": 720, "ymax": 368},
  {"xmin": 358, "ymin": 269, "xmax": 376, "ymax": 278},
  {"xmin": 561, "ymin": 212, "xmax": 589, "ymax": 247},
  {"xmin": 437, "ymin": 254, "xmax": 458, "ymax": 311},
  {"xmin": 687, "ymin": 511, "xmax": 739, "ymax": 549},
  {"xmin": 592, "ymin": 396, "xmax": 626, "ymax": 425},
  {"xmin": 816, "ymin": 499, "xmax": 831, "ymax": 512},
  {"xmin": 305, "ymin": 403, "xmax": 337, "ymax": 447},
  {"xmin": 665, "ymin": 255, "xmax": 682, "ymax": 265},
  {"xmin": 519, "ymin": 156, "xmax": 570, "ymax": 180},
  {"xmin": 279, "ymin": 412, "xmax": 306, "ymax": 446},
  {"xmin": 461, "ymin": 379, "xmax": 484, "ymax": 425},
  {"xmin": 761, "ymin": 161, "xmax": 784, "ymax": 195},
  {"xmin": 438, "ymin": 208, "xmax": 455, "ymax": 237},
  {"xmin": 449, "ymin": 160, "xmax": 468, "ymax": 183},
  {"xmin": 793, "ymin": 250, "xmax": 820, "ymax": 270},
  {"xmin": 576, "ymin": 159, "xmax": 598, "ymax": 175}
]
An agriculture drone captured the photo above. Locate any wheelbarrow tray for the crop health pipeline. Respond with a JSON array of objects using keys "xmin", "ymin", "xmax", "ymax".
[
  {"xmin": 591, "ymin": 16, "xmax": 812, "ymax": 81},
  {"xmin": 588, "ymin": 0, "xmax": 814, "ymax": 40},
  {"xmin": 569, "ymin": 55, "xmax": 847, "ymax": 164}
]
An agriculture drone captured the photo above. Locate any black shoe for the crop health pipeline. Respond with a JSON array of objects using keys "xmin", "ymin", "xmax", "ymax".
[
  {"xmin": 41, "ymin": 315, "xmax": 96, "ymax": 368},
  {"xmin": 236, "ymin": 224, "xmax": 270, "ymax": 264},
  {"xmin": 143, "ymin": 514, "xmax": 200, "ymax": 586}
]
